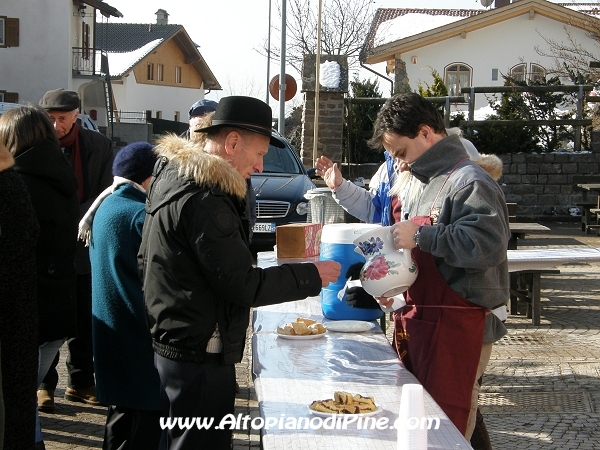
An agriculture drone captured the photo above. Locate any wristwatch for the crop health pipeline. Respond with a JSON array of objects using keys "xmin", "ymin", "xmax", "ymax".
[{"xmin": 413, "ymin": 226, "xmax": 423, "ymax": 248}]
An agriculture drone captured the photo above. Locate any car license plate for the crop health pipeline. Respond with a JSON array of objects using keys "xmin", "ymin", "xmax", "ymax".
[{"xmin": 253, "ymin": 222, "xmax": 275, "ymax": 233}]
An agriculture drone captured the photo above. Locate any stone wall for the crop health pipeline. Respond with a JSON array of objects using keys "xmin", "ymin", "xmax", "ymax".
[
  {"xmin": 301, "ymin": 91, "xmax": 345, "ymax": 166},
  {"xmin": 300, "ymin": 54, "xmax": 348, "ymax": 168},
  {"xmin": 499, "ymin": 148, "xmax": 600, "ymax": 219}
]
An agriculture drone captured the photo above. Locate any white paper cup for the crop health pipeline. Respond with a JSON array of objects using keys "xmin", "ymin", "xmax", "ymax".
[{"xmin": 397, "ymin": 384, "xmax": 428, "ymax": 450}]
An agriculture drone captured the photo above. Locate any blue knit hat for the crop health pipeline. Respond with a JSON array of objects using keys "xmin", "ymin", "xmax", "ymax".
[
  {"xmin": 189, "ymin": 99, "xmax": 218, "ymax": 118},
  {"xmin": 112, "ymin": 142, "xmax": 157, "ymax": 184}
]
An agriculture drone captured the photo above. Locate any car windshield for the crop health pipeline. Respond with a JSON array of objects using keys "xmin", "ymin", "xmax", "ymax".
[{"xmin": 262, "ymin": 144, "xmax": 304, "ymax": 174}]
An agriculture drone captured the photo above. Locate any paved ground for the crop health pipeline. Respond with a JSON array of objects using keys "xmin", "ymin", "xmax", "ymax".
[{"xmin": 41, "ymin": 221, "xmax": 600, "ymax": 449}]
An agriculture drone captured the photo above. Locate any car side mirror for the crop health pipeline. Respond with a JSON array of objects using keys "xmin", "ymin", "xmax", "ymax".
[{"xmin": 306, "ymin": 168, "xmax": 318, "ymax": 179}]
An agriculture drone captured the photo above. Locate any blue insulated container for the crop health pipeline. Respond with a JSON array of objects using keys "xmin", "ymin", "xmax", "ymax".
[{"xmin": 320, "ymin": 223, "xmax": 384, "ymax": 321}]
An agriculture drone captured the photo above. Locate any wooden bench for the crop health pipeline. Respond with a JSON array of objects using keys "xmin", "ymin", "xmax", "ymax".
[
  {"xmin": 576, "ymin": 201, "xmax": 598, "ymax": 233},
  {"xmin": 573, "ymin": 176, "xmax": 600, "ymax": 233},
  {"xmin": 583, "ymin": 206, "xmax": 600, "ymax": 236},
  {"xmin": 506, "ymin": 202, "xmax": 517, "ymax": 223},
  {"xmin": 509, "ymin": 269, "xmax": 561, "ymax": 325}
]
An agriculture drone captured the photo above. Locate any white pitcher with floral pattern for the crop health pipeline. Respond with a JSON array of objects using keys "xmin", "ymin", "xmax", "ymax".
[{"xmin": 353, "ymin": 225, "xmax": 418, "ymax": 298}]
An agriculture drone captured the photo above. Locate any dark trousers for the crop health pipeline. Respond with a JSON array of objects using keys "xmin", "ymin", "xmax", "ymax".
[
  {"xmin": 155, "ymin": 353, "xmax": 235, "ymax": 450},
  {"xmin": 470, "ymin": 376, "xmax": 493, "ymax": 450},
  {"xmin": 40, "ymin": 273, "xmax": 95, "ymax": 390},
  {"xmin": 103, "ymin": 405, "xmax": 162, "ymax": 450}
]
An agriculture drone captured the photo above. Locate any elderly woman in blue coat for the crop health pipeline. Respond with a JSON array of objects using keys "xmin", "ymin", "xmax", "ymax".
[{"xmin": 81, "ymin": 142, "xmax": 161, "ymax": 450}]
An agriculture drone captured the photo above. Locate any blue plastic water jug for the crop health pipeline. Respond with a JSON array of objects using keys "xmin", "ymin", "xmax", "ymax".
[{"xmin": 320, "ymin": 223, "xmax": 384, "ymax": 321}]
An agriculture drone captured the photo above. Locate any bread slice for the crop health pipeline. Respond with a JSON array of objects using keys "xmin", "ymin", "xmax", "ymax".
[{"xmin": 297, "ymin": 317, "xmax": 317, "ymax": 326}]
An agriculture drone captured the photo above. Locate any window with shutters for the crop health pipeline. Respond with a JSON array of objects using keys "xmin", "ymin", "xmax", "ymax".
[
  {"xmin": 0, "ymin": 17, "xmax": 19, "ymax": 47},
  {"xmin": 82, "ymin": 22, "xmax": 90, "ymax": 59}
]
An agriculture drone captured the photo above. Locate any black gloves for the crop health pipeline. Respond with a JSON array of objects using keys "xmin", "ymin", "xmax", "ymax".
[{"xmin": 344, "ymin": 262, "xmax": 380, "ymax": 310}]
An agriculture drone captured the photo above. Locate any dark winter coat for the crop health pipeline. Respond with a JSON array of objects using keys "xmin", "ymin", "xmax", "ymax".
[
  {"xmin": 13, "ymin": 138, "xmax": 79, "ymax": 344},
  {"xmin": 139, "ymin": 135, "xmax": 322, "ymax": 365},
  {"xmin": 70, "ymin": 128, "xmax": 113, "ymax": 274},
  {"xmin": 0, "ymin": 148, "xmax": 39, "ymax": 450}
]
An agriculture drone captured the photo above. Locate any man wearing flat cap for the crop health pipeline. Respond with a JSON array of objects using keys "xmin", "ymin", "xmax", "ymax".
[
  {"xmin": 180, "ymin": 98, "xmax": 218, "ymax": 139},
  {"xmin": 139, "ymin": 96, "xmax": 341, "ymax": 450},
  {"xmin": 37, "ymin": 88, "xmax": 113, "ymax": 411}
]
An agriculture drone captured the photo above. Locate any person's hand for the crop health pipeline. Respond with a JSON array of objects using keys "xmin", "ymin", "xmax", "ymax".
[
  {"xmin": 390, "ymin": 221, "xmax": 421, "ymax": 249},
  {"xmin": 375, "ymin": 296, "xmax": 395, "ymax": 308},
  {"xmin": 315, "ymin": 156, "xmax": 343, "ymax": 190},
  {"xmin": 343, "ymin": 262, "xmax": 379, "ymax": 309},
  {"xmin": 313, "ymin": 260, "xmax": 341, "ymax": 287},
  {"xmin": 346, "ymin": 287, "xmax": 380, "ymax": 309}
]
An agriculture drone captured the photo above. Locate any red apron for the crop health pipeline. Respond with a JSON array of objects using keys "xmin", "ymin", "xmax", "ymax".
[{"xmin": 393, "ymin": 213, "xmax": 488, "ymax": 436}]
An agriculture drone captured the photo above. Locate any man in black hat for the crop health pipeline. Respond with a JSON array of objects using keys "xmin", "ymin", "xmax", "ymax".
[
  {"xmin": 37, "ymin": 88, "xmax": 113, "ymax": 410},
  {"xmin": 139, "ymin": 96, "xmax": 341, "ymax": 450}
]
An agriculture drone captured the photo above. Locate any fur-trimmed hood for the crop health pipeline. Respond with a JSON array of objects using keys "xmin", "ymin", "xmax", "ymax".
[
  {"xmin": 0, "ymin": 145, "xmax": 14, "ymax": 172},
  {"xmin": 476, "ymin": 154, "xmax": 503, "ymax": 181},
  {"xmin": 152, "ymin": 134, "xmax": 247, "ymax": 200}
]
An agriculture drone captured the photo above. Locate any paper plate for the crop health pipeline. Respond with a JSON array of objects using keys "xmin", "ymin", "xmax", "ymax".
[
  {"xmin": 277, "ymin": 332, "xmax": 326, "ymax": 340},
  {"xmin": 324, "ymin": 320, "xmax": 375, "ymax": 333},
  {"xmin": 308, "ymin": 405, "xmax": 382, "ymax": 418}
]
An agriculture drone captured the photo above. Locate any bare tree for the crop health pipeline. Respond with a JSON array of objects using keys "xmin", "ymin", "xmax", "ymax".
[
  {"xmin": 535, "ymin": 25, "xmax": 600, "ymax": 79},
  {"xmin": 260, "ymin": 0, "xmax": 376, "ymax": 73}
]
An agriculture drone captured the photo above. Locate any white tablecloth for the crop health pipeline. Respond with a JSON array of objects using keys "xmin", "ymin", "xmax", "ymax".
[
  {"xmin": 253, "ymin": 257, "xmax": 473, "ymax": 449},
  {"xmin": 257, "ymin": 248, "xmax": 600, "ymax": 273},
  {"xmin": 507, "ymin": 247, "xmax": 600, "ymax": 272}
]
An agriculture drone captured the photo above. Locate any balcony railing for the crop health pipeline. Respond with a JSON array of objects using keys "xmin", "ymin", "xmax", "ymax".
[
  {"xmin": 112, "ymin": 110, "xmax": 147, "ymax": 123},
  {"xmin": 72, "ymin": 47, "xmax": 106, "ymax": 76}
]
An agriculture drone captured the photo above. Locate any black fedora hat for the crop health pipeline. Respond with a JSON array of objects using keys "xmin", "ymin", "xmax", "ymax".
[{"xmin": 195, "ymin": 96, "xmax": 284, "ymax": 148}]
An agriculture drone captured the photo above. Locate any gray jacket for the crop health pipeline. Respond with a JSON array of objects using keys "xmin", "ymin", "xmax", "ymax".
[{"xmin": 409, "ymin": 134, "xmax": 510, "ymax": 343}]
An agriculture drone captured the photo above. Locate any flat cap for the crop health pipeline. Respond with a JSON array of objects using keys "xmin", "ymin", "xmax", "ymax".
[
  {"xmin": 189, "ymin": 99, "xmax": 218, "ymax": 118},
  {"xmin": 39, "ymin": 89, "xmax": 80, "ymax": 111}
]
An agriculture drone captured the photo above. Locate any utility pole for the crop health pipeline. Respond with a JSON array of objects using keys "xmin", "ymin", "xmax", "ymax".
[
  {"xmin": 266, "ymin": 0, "xmax": 271, "ymax": 105},
  {"xmin": 278, "ymin": 0, "xmax": 286, "ymax": 135},
  {"xmin": 313, "ymin": 0, "xmax": 323, "ymax": 166}
]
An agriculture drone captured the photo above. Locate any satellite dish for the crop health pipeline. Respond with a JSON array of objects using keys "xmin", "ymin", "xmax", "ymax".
[{"xmin": 481, "ymin": 0, "xmax": 493, "ymax": 6}]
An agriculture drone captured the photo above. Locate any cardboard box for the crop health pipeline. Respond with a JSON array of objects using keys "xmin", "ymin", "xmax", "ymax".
[{"xmin": 276, "ymin": 223, "xmax": 322, "ymax": 258}]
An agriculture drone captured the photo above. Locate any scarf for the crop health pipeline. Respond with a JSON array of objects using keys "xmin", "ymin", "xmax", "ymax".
[
  {"xmin": 372, "ymin": 151, "xmax": 397, "ymax": 226},
  {"xmin": 60, "ymin": 123, "xmax": 84, "ymax": 202},
  {"xmin": 77, "ymin": 176, "xmax": 146, "ymax": 247}
]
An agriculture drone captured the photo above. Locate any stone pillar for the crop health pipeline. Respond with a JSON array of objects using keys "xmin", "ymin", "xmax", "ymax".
[
  {"xmin": 300, "ymin": 54, "xmax": 348, "ymax": 167},
  {"xmin": 394, "ymin": 56, "xmax": 410, "ymax": 93}
]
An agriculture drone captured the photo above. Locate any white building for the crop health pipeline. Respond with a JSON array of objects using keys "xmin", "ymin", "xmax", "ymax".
[
  {"xmin": 361, "ymin": 0, "xmax": 600, "ymax": 110},
  {"xmin": 0, "ymin": 2, "xmax": 219, "ymax": 133}
]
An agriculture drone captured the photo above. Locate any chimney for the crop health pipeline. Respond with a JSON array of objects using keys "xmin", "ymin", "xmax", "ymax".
[
  {"xmin": 155, "ymin": 9, "xmax": 169, "ymax": 25},
  {"xmin": 495, "ymin": 0, "xmax": 511, "ymax": 7}
]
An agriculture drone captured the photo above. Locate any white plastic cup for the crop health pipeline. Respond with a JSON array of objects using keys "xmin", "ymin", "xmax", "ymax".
[{"xmin": 397, "ymin": 384, "xmax": 428, "ymax": 450}]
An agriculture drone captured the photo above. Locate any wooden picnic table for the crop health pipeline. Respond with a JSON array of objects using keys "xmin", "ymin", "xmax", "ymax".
[
  {"xmin": 575, "ymin": 184, "xmax": 600, "ymax": 234},
  {"xmin": 508, "ymin": 222, "xmax": 551, "ymax": 250}
]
